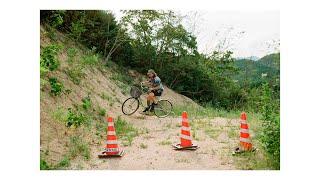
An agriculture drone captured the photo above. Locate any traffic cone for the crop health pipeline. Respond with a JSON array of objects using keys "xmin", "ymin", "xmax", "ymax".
[
  {"xmin": 173, "ymin": 111, "xmax": 198, "ymax": 150},
  {"xmin": 98, "ymin": 116, "xmax": 124, "ymax": 158},
  {"xmin": 233, "ymin": 112, "xmax": 255, "ymax": 154}
]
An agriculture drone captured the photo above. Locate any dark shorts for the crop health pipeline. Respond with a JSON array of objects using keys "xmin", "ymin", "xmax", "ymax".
[{"xmin": 151, "ymin": 89, "xmax": 163, "ymax": 96}]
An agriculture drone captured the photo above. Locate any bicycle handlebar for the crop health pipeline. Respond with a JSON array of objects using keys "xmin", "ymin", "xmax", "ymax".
[{"xmin": 140, "ymin": 82, "xmax": 149, "ymax": 93}]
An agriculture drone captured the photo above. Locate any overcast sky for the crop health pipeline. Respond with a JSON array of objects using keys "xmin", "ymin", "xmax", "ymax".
[
  {"xmin": 113, "ymin": 10, "xmax": 279, "ymax": 58},
  {"xmin": 182, "ymin": 11, "xmax": 280, "ymax": 58}
]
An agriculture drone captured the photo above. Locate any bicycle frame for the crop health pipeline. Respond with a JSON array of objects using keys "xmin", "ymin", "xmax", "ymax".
[{"xmin": 122, "ymin": 82, "xmax": 173, "ymax": 117}]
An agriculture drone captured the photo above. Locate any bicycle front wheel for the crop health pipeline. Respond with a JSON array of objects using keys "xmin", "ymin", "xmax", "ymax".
[
  {"xmin": 154, "ymin": 100, "xmax": 173, "ymax": 118},
  {"xmin": 122, "ymin": 97, "xmax": 140, "ymax": 115}
]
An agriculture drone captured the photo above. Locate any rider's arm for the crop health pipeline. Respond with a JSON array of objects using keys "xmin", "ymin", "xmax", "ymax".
[
  {"xmin": 150, "ymin": 84, "xmax": 160, "ymax": 91},
  {"xmin": 142, "ymin": 79, "xmax": 152, "ymax": 87}
]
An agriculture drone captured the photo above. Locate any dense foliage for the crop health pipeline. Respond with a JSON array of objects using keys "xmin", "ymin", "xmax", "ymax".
[{"xmin": 260, "ymin": 83, "xmax": 280, "ymax": 169}]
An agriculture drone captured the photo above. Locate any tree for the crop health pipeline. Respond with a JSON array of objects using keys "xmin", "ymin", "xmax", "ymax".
[{"xmin": 120, "ymin": 10, "xmax": 198, "ymax": 71}]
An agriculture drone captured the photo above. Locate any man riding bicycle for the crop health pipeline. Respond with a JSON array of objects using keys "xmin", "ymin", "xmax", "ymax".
[{"xmin": 142, "ymin": 69, "xmax": 164, "ymax": 114}]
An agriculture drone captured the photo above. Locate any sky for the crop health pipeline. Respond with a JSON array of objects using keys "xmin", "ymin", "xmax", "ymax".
[
  {"xmin": 182, "ymin": 11, "xmax": 280, "ymax": 58},
  {"xmin": 113, "ymin": 10, "xmax": 279, "ymax": 58}
]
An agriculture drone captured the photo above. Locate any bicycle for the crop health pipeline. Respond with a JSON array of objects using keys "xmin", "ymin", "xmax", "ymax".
[{"xmin": 121, "ymin": 82, "xmax": 173, "ymax": 118}]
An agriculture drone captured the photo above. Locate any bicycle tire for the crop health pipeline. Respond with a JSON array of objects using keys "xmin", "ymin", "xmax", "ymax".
[
  {"xmin": 154, "ymin": 100, "xmax": 173, "ymax": 118},
  {"xmin": 122, "ymin": 97, "xmax": 140, "ymax": 115}
]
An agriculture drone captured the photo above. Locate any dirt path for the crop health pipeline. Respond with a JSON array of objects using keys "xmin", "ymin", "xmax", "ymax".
[{"xmin": 79, "ymin": 113, "xmax": 239, "ymax": 170}]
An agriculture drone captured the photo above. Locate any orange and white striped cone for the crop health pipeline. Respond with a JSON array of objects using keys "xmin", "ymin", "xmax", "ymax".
[
  {"xmin": 234, "ymin": 112, "xmax": 255, "ymax": 154},
  {"xmin": 173, "ymin": 111, "xmax": 198, "ymax": 150},
  {"xmin": 98, "ymin": 117, "xmax": 124, "ymax": 158}
]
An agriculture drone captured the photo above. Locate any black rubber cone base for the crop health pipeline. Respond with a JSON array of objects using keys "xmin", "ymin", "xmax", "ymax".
[
  {"xmin": 98, "ymin": 149, "xmax": 124, "ymax": 158},
  {"xmin": 172, "ymin": 143, "xmax": 199, "ymax": 150},
  {"xmin": 232, "ymin": 147, "xmax": 256, "ymax": 155}
]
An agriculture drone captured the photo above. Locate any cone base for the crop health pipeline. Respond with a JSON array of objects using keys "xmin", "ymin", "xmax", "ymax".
[
  {"xmin": 98, "ymin": 149, "xmax": 124, "ymax": 158},
  {"xmin": 172, "ymin": 143, "xmax": 199, "ymax": 150},
  {"xmin": 232, "ymin": 147, "xmax": 256, "ymax": 155}
]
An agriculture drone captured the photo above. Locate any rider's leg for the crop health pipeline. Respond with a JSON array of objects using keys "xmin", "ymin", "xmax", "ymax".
[
  {"xmin": 148, "ymin": 92, "xmax": 155, "ymax": 104},
  {"xmin": 143, "ymin": 92, "xmax": 155, "ymax": 112},
  {"xmin": 148, "ymin": 93, "xmax": 156, "ymax": 112}
]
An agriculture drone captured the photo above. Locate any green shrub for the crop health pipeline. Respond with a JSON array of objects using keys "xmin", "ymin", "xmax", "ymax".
[
  {"xmin": 82, "ymin": 54, "xmax": 99, "ymax": 66},
  {"xmin": 40, "ymin": 44, "xmax": 61, "ymax": 71},
  {"xmin": 40, "ymin": 66, "xmax": 49, "ymax": 78},
  {"xmin": 56, "ymin": 156, "xmax": 70, "ymax": 169},
  {"xmin": 66, "ymin": 65, "xmax": 85, "ymax": 85},
  {"xmin": 98, "ymin": 107, "xmax": 106, "ymax": 116},
  {"xmin": 40, "ymin": 159, "xmax": 51, "ymax": 170},
  {"xmin": 259, "ymin": 83, "xmax": 280, "ymax": 169},
  {"xmin": 70, "ymin": 20, "xmax": 86, "ymax": 40},
  {"xmin": 67, "ymin": 47, "xmax": 77, "ymax": 57},
  {"xmin": 67, "ymin": 48, "xmax": 78, "ymax": 64},
  {"xmin": 66, "ymin": 108, "xmax": 87, "ymax": 128},
  {"xmin": 49, "ymin": 11, "xmax": 65, "ymax": 28},
  {"xmin": 48, "ymin": 77, "xmax": 64, "ymax": 96},
  {"xmin": 81, "ymin": 96, "xmax": 92, "ymax": 110},
  {"xmin": 65, "ymin": 89, "xmax": 72, "ymax": 94}
]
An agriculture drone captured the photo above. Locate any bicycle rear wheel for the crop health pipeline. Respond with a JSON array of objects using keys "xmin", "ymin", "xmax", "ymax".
[
  {"xmin": 122, "ymin": 97, "xmax": 140, "ymax": 115},
  {"xmin": 154, "ymin": 100, "xmax": 173, "ymax": 118}
]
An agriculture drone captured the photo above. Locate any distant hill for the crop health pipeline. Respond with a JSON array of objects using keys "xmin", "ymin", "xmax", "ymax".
[
  {"xmin": 235, "ymin": 56, "xmax": 260, "ymax": 61},
  {"xmin": 258, "ymin": 53, "xmax": 280, "ymax": 70},
  {"xmin": 234, "ymin": 53, "xmax": 280, "ymax": 87}
]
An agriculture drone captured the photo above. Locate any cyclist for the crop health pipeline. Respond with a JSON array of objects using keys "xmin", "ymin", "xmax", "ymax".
[{"xmin": 142, "ymin": 69, "xmax": 164, "ymax": 114}]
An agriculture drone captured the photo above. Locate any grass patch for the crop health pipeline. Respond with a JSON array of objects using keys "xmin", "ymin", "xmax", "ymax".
[
  {"xmin": 139, "ymin": 127, "xmax": 150, "ymax": 134},
  {"xmin": 172, "ymin": 104, "xmax": 246, "ymax": 119},
  {"xmin": 56, "ymin": 156, "xmax": 70, "ymax": 169},
  {"xmin": 95, "ymin": 119, "xmax": 106, "ymax": 139},
  {"xmin": 190, "ymin": 118, "xmax": 210, "ymax": 130},
  {"xmin": 40, "ymin": 77, "xmax": 49, "ymax": 91},
  {"xmin": 98, "ymin": 107, "xmax": 106, "ymax": 117},
  {"xmin": 81, "ymin": 53, "xmax": 100, "ymax": 66},
  {"xmin": 40, "ymin": 159, "xmax": 51, "ymax": 170},
  {"xmin": 232, "ymin": 147, "xmax": 277, "ymax": 170},
  {"xmin": 227, "ymin": 127, "xmax": 238, "ymax": 139},
  {"xmin": 100, "ymin": 92, "xmax": 112, "ymax": 101},
  {"xmin": 50, "ymin": 106, "xmax": 68, "ymax": 123},
  {"xmin": 67, "ymin": 47, "xmax": 78, "ymax": 64},
  {"xmin": 140, "ymin": 143, "xmax": 148, "ymax": 149},
  {"xmin": 165, "ymin": 123, "xmax": 172, "ymax": 129},
  {"xmin": 110, "ymin": 69, "xmax": 134, "ymax": 95},
  {"xmin": 65, "ymin": 65, "xmax": 85, "ymax": 85},
  {"xmin": 136, "ymin": 115, "xmax": 146, "ymax": 120},
  {"xmin": 192, "ymin": 130, "xmax": 200, "ymax": 141},
  {"xmin": 52, "ymin": 135, "xmax": 91, "ymax": 169},
  {"xmin": 175, "ymin": 158, "xmax": 190, "ymax": 163},
  {"xmin": 68, "ymin": 136, "xmax": 90, "ymax": 160},
  {"xmin": 204, "ymin": 127, "xmax": 221, "ymax": 139},
  {"xmin": 114, "ymin": 116, "xmax": 139, "ymax": 146},
  {"xmin": 100, "ymin": 92, "xmax": 116, "ymax": 107},
  {"xmin": 158, "ymin": 140, "xmax": 172, "ymax": 146},
  {"xmin": 81, "ymin": 96, "xmax": 92, "ymax": 111},
  {"xmin": 190, "ymin": 118, "xmax": 231, "ymax": 140}
]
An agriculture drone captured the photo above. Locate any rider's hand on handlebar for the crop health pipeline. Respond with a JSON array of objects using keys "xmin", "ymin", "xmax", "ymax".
[{"xmin": 147, "ymin": 87, "xmax": 154, "ymax": 93}]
